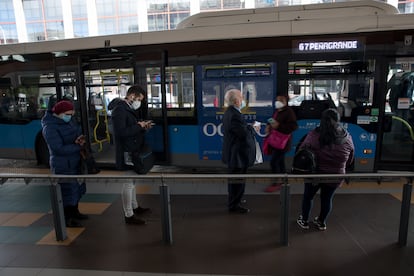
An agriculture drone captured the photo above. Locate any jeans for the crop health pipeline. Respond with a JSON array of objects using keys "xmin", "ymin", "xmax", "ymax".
[
  {"xmin": 122, "ymin": 180, "xmax": 139, "ymax": 217},
  {"xmin": 300, "ymin": 182, "xmax": 338, "ymax": 223}
]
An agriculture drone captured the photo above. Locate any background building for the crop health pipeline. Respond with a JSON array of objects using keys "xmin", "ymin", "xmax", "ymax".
[{"xmin": 0, "ymin": 0, "xmax": 413, "ymax": 44}]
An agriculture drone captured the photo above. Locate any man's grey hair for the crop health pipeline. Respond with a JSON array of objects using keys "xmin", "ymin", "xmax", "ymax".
[{"xmin": 224, "ymin": 89, "xmax": 241, "ymax": 106}]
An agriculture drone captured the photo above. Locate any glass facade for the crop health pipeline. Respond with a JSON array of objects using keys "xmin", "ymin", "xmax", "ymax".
[
  {"xmin": 71, "ymin": 0, "xmax": 88, "ymax": 37},
  {"xmin": 0, "ymin": 0, "xmax": 413, "ymax": 44},
  {"xmin": 0, "ymin": 0, "xmax": 16, "ymax": 43}
]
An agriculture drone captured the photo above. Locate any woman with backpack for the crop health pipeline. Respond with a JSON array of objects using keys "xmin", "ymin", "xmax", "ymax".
[{"xmin": 296, "ymin": 108, "xmax": 354, "ymax": 231}]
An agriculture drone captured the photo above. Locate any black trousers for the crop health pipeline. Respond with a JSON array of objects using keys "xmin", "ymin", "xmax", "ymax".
[{"xmin": 227, "ymin": 167, "xmax": 247, "ymax": 209}]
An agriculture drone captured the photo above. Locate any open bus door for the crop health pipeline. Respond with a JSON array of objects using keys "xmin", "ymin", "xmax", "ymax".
[
  {"xmin": 78, "ymin": 53, "xmax": 170, "ymax": 168},
  {"xmin": 377, "ymin": 58, "xmax": 414, "ymax": 171}
]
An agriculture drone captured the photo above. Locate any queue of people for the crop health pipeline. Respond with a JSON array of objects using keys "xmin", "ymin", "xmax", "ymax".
[
  {"xmin": 41, "ymin": 87, "xmax": 354, "ymax": 232},
  {"xmin": 220, "ymin": 90, "xmax": 355, "ymax": 233}
]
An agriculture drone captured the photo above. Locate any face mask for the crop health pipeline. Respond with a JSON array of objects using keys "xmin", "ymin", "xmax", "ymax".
[
  {"xmin": 61, "ymin": 114, "xmax": 72, "ymax": 123},
  {"xmin": 275, "ymin": 100, "xmax": 285, "ymax": 109},
  {"xmin": 131, "ymin": 100, "xmax": 141, "ymax": 110},
  {"xmin": 240, "ymin": 100, "xmax": 246, "ymax": 109}
]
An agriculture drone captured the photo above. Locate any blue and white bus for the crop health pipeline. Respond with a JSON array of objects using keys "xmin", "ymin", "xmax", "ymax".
[{"xmin": 0, "ymin": 0, "xmax": 413, "ymax": 172}]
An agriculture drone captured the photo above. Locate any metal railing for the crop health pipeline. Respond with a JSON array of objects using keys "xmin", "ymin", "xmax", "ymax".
[{"xmin": 0, "ymin": 172, "xmax": 413, "ymax": 246}]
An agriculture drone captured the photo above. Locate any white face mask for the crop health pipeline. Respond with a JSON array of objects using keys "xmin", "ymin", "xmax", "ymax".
[
  {"xmin": 275, "ymin": 100, "xmax": 285, "ymax": 109},
  {"xmin": 240, "ymin": 100, "xmax": 246, "ymax": 109},
  {"xmin": 131, "ymin": 100, "xmax": 141, "ymax": 110}
]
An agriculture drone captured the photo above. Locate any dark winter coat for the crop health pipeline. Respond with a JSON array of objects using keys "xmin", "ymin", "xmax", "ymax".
[
  {"xmin": 300, "ymin": 126, "xmax": 354, "ymax": 185},
  {"xmin": 110, "ymin": 99, "xmax": 146, "ymax": 170},
  {"xmin": 272, "ymin": 106, "xmax": 298, "ymax": 152},
  {"xmin": 41, "ymin": 111, "xmax": 83, "ymax": 206},
  {"xmin": 222, "ymin": 106, "xmax": 256, "ymax": 169}
]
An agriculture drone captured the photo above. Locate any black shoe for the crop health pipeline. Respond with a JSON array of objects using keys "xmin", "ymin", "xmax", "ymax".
[
  {"xmin": 133, "ymin": 206, "xmax": 151, "ymax": 215},
  {"xmin": 125, "ymin": 215, "xmax": 146, "ymax": 225},
  {"xmin": 74, "ymin": 204, "xmax": 89, "ymax": 220},
  {"xmin": 240, "ymin": 199, "xmax": 247, "ymax": 204},
  {"xmin": 74, "ymin": 212, "xmax": 89, "ymax": 220},
  {"xmin": 66, "ymin": 218, "xmax": 83, "ymax": 228},
  {"xmin": 229, "ymin": 206, "xmax": 250, "ymax": 214}
]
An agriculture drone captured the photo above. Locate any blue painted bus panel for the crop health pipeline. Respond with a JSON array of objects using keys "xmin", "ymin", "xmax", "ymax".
[
  {"xmin": 168, "ymin": 125, "xmax": 199, "ymax": 154},
  {"xmin": 0, "ymin": 120, "xmax": 40, "ymax": 150},
  {"xmin": 291, "ymin": 119, "xmax": 376, "ymax": 159}
]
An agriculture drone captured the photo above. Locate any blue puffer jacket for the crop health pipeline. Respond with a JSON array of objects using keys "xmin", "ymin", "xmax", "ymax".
[{"xmin": 41, "ymin": 111, "xmax": 83, "ymax": 206}]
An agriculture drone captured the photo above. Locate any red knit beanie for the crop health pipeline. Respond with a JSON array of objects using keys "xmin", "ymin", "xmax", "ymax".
[{"xmin": 52, "ymin": 100, "xmax": 74, "ymax": 114}]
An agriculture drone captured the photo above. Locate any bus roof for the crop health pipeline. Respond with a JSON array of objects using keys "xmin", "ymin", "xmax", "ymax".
[{"xmin": 0, "ymin": 0, "xmax": 412, "ymax": 57}]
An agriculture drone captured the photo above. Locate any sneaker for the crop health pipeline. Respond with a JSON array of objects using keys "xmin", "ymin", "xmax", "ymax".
[
  {"xmin": 133, "ymin": 206, "xmax": 151, "ymax": 215},
  {"xmin": 313, "ymin": 217, "xmax": 327, "ymax": 230},
  {"xmin": 264, "ymin": 183, "xmax": 282, "ymax": 193},
  {"xmin": 125, "ymin": 215, "xmax": 146, "ymax": 225},
  {"xmin": 296, "ymin": 215, "xmax": 309, "ymax": 229}
]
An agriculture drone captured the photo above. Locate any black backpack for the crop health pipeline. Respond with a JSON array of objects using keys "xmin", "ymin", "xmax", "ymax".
[{"xmin": 291, "ymin": 145, "xmax": 317, "ymax": 174}]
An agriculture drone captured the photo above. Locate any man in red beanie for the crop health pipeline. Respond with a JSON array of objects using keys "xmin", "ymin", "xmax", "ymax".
[{"xmin": 42, "ymin": 100, "xmax": 87, "ymax": 227}]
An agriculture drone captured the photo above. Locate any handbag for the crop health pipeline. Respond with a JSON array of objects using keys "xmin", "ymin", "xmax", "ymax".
[
  {"xmin": 80, "ymin": 148, "xmax": 101, "ymax": 174},
  {"xmin": 130, "ymin": 143, "xmax": 154, "ymax": 174},
  {"xmin": 265, "ymin": 129, "xmax": 291, "ymax": 150}
]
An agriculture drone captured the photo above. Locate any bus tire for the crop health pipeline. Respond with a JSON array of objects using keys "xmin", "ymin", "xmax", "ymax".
[{"xmin": 35, "ymin": 133, "xmax": 50, "ymax": 167}]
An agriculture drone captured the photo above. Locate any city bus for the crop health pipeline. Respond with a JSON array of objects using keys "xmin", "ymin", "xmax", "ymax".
[{"xmin": 0, "ymin": 0, "xmax": 413, "ymax": 172}]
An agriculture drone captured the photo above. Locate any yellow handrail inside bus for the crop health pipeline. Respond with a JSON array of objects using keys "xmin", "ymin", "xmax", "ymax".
[
  {"xmin": 92, "ymin": 109, "xmax": 110, "ymax": 152},
  {"xmin": 392, "ymin": 115, "xmax": 414, "ymax": 141}
]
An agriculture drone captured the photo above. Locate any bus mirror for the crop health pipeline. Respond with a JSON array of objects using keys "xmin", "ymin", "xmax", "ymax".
[{"xmin": 383, "ymin": 114, "xmax": 392, "ymax": 132}]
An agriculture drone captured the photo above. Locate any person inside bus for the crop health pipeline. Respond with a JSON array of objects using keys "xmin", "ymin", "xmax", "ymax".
[
  {"xmin": 222, "ymin": 89, "xmax": 256, "ymax": 214},
  {"xmin": 264, "ymin": 95, "xmax": 298, "ymax": 193},
  {"xmin": 41, "ymin": 100, "xmax": 88, "ymax": 228},
  {"xmin": 110, "ymin": 85, "xmax": 152, "ymax": 225},
  {"xmin": 296, "ymin": 108, "xmax": 354, "ymax": 231}
]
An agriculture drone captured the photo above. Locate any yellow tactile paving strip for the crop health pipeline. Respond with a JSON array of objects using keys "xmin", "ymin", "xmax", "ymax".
[
  {"xmin": 1, "ymin": 212, "xmax": 45, "ymax": 227},
  {"xmin": 390, "ymin": 192, "xmax": 414, "ymax": 204},
  {"xmin": 78, "ymin": 202, "xmax": 111, "ymax": 215},
  {"xmin": 0, "ymin": 201, "xmax": 111, "ymax": 245},
  {"xmin": 36, "ymin": 227, "xmax": 85, "ymax": 246}
]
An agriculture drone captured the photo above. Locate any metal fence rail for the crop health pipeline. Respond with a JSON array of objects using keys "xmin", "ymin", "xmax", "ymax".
[{"xmin": 0, "ymin": 172, "xmax": 413, "ymax": 246}]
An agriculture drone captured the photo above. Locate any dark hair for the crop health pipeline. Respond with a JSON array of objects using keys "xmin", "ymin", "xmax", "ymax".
[
  {"xmin": 126, "ymin": 85, "xmax": 145, "ymax": 97},
  {"xmin": 318, "ymin": 108, "xmax": 340, "ymax": 146}
]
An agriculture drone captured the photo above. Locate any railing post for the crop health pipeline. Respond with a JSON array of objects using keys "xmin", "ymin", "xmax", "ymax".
[
  {"xmin": 49, "ymin": 178, "xmax": 67, "ymax": 241},
  {"xmin": 398, "ymin": 178, "xmax": 412, "ymax": 246},
  {"xmin": 280, "ymin": 176, "xmax": 290, "ymax": 246},
  {"xmin": 160, "ymin": 177, "xmax": 173, "ymax": 245}
]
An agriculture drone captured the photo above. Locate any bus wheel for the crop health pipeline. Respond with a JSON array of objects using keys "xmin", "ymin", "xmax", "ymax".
[{"xmin": 36, "ymin": 133, "xmax": 50, "ymax": 167}]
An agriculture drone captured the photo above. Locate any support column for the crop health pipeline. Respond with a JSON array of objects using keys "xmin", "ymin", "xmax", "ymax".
[
  {"xmin": 398, "ymin": 178, "xmax": 412, "ymax": 246},
  {"xmin": 160, "ymin": 178, "xmax": 173, "ymax": 245},
  {"xmin": 280, "ymin": 178, "xmax": 290, "ymax": 246},
  {"xmin": 49, "ymin": 178, "xmax": 67, "ymax": 241}
]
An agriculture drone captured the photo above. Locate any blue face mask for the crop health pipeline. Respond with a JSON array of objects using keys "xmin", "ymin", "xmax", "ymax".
[{"xmin": 61, "ymin": 114, "xmax": 72, "ymax": 123}]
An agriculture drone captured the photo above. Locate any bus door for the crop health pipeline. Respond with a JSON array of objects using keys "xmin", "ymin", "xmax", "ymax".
[
  {"xmin": 378, "ymin": 58, "xmax": 414, "ymax": 171},
  {"xmin": 288, "ymin": 60, "xmax": 378, "ymax": 172},
  {"xmin": 144, "ymin": 66, "xmax": 195, "ymax": 165},
  {"xmin": 81, "ymin": 62, "xmax": 134, "ymax": 165}
]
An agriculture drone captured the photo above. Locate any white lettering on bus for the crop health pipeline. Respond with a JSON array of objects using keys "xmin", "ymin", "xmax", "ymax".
[
  {"xmin": 298, "ymin": 40, "xmax": 358, "ymax": 52},
  {"xmin": 203, "ymin": 123, "xmax": 218, "ymax": 137},
  {"xmin": 202, "ymin": 123, "xmax": 265, "ymax": 137}
]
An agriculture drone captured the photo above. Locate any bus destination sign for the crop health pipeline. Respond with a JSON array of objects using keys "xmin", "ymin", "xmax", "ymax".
[{"xmin": 293, "ymin": 38, "xmax": 364, "ymax": 53}]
